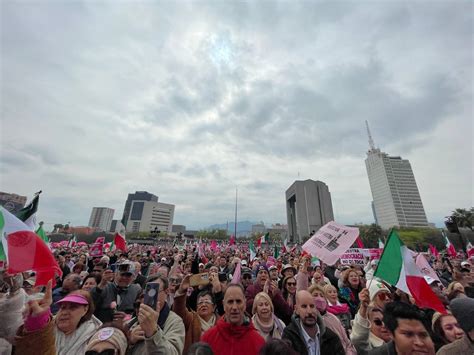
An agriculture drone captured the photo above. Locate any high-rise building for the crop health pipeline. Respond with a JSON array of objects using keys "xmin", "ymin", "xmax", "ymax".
[
  {"xmin": 125, "ymin": 200, "xmax": 175, "ymax": 234},
  {"xmin": 365, "ymin": 121, "xmax": 429, "ymax": 229},
  {"xmin": 88, "ymin": 207, "xmax": 115, "ymax": 231},
  {"xmin": 0, "ymin": 192, "xmax": 27, "ymax": 213},
  {"xmin": 109, "ymin": 220, "xmax": 125, "ymax": 234},
  {"xmin": 121, "ymin": 191, "xmax": 158, "ymax": 226},
  {"xmin": 286, "ymin": 180, "xmax": 334, "ymax": 243}
]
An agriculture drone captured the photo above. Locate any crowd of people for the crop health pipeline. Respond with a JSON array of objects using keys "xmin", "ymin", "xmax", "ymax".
[{"xmin": 0, "ymin": 240, "xmax": 473, "ymax": 355}]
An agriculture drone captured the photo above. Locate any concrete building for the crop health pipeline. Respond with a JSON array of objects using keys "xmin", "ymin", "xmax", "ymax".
[
  {"xmin": 109, "ymin": 220, "xmax": 125, "ymax": 234},
  {"xmin": 285, "ymin": 180, "xmax": 334, "ymax": 243},
  {"xmin": 121, "ymin": 191, "xmax": 158, "ymax": 227},
  {"xmin": 125, "ymin": 200, "xmax": 175, "ymax": 234},
  {"xmin": 365, "ymin": 122, "xmax": 428, "ymax": 229},
  {"xmin": 88, "ymin": 207, "xmax": 115, "ymax": 231},
  {"xmin": 172, "ymin": 225, "xmax": 186, "ymax": 236},
  {"xmin": 251, "ymin": 223, "xmax": 266, "ymax": 235},
  {"xmin": 0, "ymin": 192, "xmax": 27, "ymax": 213}
]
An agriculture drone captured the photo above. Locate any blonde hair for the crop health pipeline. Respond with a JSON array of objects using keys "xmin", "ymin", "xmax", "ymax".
[
  {"xmin": 307, "ymin": 284, "xmax": 325, "ymax": 297},
  {"xmin": 446, "ymin": 281, "xmax": 463, "ymax": 294},
  {"xmin": 323, "ymin": 284, "xmax": 337, "ymax": 297},
  {"xmin": 252, "ymin": 292, "xmax": 274, "ymax": 315}
]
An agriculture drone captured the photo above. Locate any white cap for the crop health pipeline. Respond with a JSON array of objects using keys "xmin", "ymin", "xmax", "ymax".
[{"xmin": 241, "ymin": 260, "xmax": 248, "ymax": 266}]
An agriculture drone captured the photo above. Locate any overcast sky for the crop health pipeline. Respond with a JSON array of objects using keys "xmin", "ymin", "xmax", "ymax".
[{"xmin": 1, "ymin": 1, "xmax": 472, "ymax": 231}]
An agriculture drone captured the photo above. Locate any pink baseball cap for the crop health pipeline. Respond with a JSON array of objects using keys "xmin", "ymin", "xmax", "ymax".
[{"xmin": 56, "ymin": 294, "xmax": 89, "ymax": 305}]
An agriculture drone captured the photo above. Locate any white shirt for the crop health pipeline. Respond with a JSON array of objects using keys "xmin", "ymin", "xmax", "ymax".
[{"xmin": 299, "ymin": 320, "xmax": 320, "ymax": 355}]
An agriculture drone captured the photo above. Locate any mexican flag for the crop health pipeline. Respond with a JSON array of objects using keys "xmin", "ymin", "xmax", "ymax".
[
  {"xmin": 36, "ymin": 224, "xmax": 50, "ymax": 246},
  {"xmin": 112, "ymin": 232, "xmax": 127, "ymax": 252},
  {"xmin": 442, "ymin": 230, "xmax": 456, "ymax": 257},
  {"xmin": 15, "ymin": 192, "xmax": 41, "ymax": 230},
  {"xmin": 274, "ymin": 244, "xmax": 279, "ymax": 259},
  {"xmin": 68, "ymin": 235, "xmax": 77, "ymax": 248},
  {"xmin": 0, "ymin": 206, "xmax": 61, "ymax": 286},
  {"xmin": 374, "ymin": 230, "xmax": 446, "ymax": 313},
  {"xmin": 378, "ymin": 239, "xmax": 385, "ymax": 249},
  {"xmin": 257, "ymin": 232, "xmax": 269, "ymax": 247},
  {"xmin": 249, "ymin": 240, "xmax": 257, "ymax": 261}
]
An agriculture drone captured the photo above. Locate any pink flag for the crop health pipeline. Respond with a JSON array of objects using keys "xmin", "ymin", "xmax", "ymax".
[
  {"xmin": 210, "ymin": 240, "xmax": 217, "ymax": 252},
  {"xmin": 428, "ymin": 244, "xmax": 439, "ymax": 258},
  {"xmin": 231, "ymin": 261, "xmax": 241, "ymax": 284}
]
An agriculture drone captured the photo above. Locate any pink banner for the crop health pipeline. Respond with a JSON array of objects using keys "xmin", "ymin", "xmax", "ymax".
[{"xmin": 302, "ymin": 221, "xmax": 359, "ymax": 265}]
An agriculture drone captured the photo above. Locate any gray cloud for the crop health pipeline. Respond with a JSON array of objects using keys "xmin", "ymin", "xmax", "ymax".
[{"xmin": 1, "ymin": 1, "xmax": 472, "ymax": 229}]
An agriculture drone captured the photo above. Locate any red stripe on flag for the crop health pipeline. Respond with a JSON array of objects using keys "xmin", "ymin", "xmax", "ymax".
[{"xmin": 406, "ymin": 275, "xmax": 446, "ymax": 314}]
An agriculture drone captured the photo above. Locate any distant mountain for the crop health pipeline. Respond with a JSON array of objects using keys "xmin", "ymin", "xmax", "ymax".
[{"xmin": 207, "ymin": 221, "xmax": 257, "ymax": 236}]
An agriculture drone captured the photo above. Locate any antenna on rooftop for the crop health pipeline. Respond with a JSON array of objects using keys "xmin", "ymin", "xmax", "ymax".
[{"xmin": 365, "ymin": 120, "xmax": 376, "ymax": 151}]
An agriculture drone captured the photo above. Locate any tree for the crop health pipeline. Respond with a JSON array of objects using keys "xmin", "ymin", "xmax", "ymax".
[{"xmin": 450, "ymin": 208, "xmax": 474, "ymax": 231}]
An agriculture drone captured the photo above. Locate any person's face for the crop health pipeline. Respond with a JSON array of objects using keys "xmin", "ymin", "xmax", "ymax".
[
  {"xmin": 452, "ymin": 282, "xmax": 464, "ymax": 293},
  {"xmin": 65, "ymin": 255, "xmax": 71, "ymax": 263},
  {"xmin": 392, "ymin": 319, "xmax": 435, "ymax": 355},
  {"xmin": 241, "ymin": 274, "xmax": 252, "ymax": 287},
  {"xmin": 348, "ymin": 271, "xmax": 360, "ymax": 287},
  {"xmin": 219, "ymin": 258, "xmax": 227, "ymax": 267},
  {"xmin": 283, "ymin": 269, "xmax": 294, "ymax": 278},
  {"xmin": 270, "ymin": 269, "xmax": 279, "ymax": 280},
  {"xmin": 313, "ymin": 272, "xmax": 323, "ymax": 284},
  {"xmin": 256, "ymin": 270, "xmax": 268, "ymax": 286},
  {"xmin": 440, "ymin": 315, "xmax": 464, "ymax": 343},
  {"xmin": 326, "ymin": 287, "xmax": 338, "ymax": 303},
  {"xmin": 82, "ymin": 278, "xmax": 97, "ymax": 292},
  {"xmin": 296, "ymin": 292, "xmax": 318, "ymax": 327},
  {"xmin": 62, "ymin": 275, "xmax": 79, "ymax": 292},
  {"xmin": 168, "ymin": 276, "xmax": 182, "ymax": 293},
  {"xmin": 58, "ymin": 255, "xmax": 65, "ymax": 266},
  {"xmin": 197, "ymin": 294, "xmax": 215, "ymax": 319},
  {"xmin": 224, "ymin": 287, "xmax": 246, "ymax": 326},
  {"xmin": 199, "ymin": 265, "xmax": 205, "ymax": 273},
  {"xmin": 56, "ymin": 302, "xmax": 88, "ymax": 334},
  {"xmin": 285, "ymin": 278, "xmax": 297, "ymax": 294},
  {"xmin": 374, "ymin": 291, "xmax": 392, "ymax": 309},
  {"xmin": 115, "ymin": 272, "xmax": 133, "ymax": 288},
  {"xmin": 79, "ymin": 255, "xmax": 86, "ymax": 263},
  {"xmin": 369, "ymin": 310, "xmax": 392, "ymax": 342},
  {"xmin": 256, "ymin": 297, "xmax": 272, "ymax": 321}
]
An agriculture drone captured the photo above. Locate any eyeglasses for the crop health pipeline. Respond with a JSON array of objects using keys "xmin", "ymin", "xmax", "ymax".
[
  {"xmin": 242, "ymin": 275, "xmax": 252, "ymax": 280},
  {"xmin": 373, "ymin": 319, "xmax": 384, "ymax": 326},
  {"xmin": 286, "ymin": 282, "xmax": 296, "ymax": 286},
  {"xmin": 85, "ymin": 349, "xmax": 117, "ymax": 355},
  {"xmin": 197, "ymin": 300, "xmax": 214, "ymax": 306}
]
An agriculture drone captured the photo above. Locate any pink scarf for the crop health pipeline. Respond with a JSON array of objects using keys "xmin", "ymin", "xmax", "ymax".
[{"xmin": 327, "ymin": 303, "xmax": 350, "ymax": 315}]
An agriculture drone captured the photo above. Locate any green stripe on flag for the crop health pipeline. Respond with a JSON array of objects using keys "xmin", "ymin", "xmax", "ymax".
[
  {"xmin": 0, "ymin": 211, "xmax": 6, "ymax": 261},
  {"xmin": 374, "ymin": 230, "xmax": 403, "ymax": 285}
]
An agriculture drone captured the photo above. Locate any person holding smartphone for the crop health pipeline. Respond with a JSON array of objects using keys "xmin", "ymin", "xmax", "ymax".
[
  {"xmin": 127, "ymin": 274, "xmax": 185, "ymax": 355},
  {"xmin": 90, "ymin": 261, "xmax": 142, "ymax": 323}
]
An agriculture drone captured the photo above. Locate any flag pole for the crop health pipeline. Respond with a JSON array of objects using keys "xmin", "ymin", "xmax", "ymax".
[
  {"xmin": 367, "ymin": 228, "xmax": 392, "ymax": 290},
  {"xmin": 234, "ymin": 187, "xmax": 238, "ymax": 241}
]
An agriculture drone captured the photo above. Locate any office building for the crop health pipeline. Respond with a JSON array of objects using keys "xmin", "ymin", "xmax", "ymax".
[
  {"xmin": 286, "ymin": 180, "xmax": 334, "ymax": 243},
  {"xmin": 121, "ymin": 191, "xmax": 158, "ymax": 227},
  {"xmin": 125, "ymin": 200, "xmax": 175, "ymax": 234},
  {"xmin": 109, "ymin": 220, "xmax": 125, "ymax": 234},
  {"xmin": 365, "ymin": 121, "xmax": 429, "ymax": 229},
  {"xmin": 88, "ymin": 207, "xmax": 115, "ymax": 231},
  {"xmin": 0, "ymin": 192, "xmax": 27, "ymax": 213}
]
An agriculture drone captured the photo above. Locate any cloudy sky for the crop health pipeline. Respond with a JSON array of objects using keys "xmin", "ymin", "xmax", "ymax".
[{"xmin": 1, "ymin": 1, "xmax": 472, "ymax": 231}]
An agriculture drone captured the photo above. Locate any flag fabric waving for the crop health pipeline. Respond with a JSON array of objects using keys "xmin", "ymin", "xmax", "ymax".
[
  {"xmin": 374, "ymin": 230, "xmax": 446, "ymax": 313},
  {"xmin": 257, "ymin": 232, "xmax": 269, "ymax": 247},
  {"xmin": 467, "ymin": 242, "xmax": 474, "ymax": 258},
  {"xmin": 113, "ymin": 232, "xmax": 127, "ymax": 252},
  {"xmin": 68, "ymin": 235, "xmax": 77, "ymax": 248},
  {"xmin": 0, "ymin": 206, "xmax": 61, "ymax": 286},
  {"xmin": 36, "ymin": 224, "xmax": 50, "ymax": 246},
  {"xmin": 355, "ymin": 236, "xmax": 364, "ymax": 249},
  {"xmin": 14, "ymin": 192, "xmax": 41, "ymax": 230},
  {"xmin": 378, "ymin": 239, "xmax": 385, "ymax": 249},
  {"xmin": 249, "ymin": 240, "xmax": 257, "ymax": 261},
  {"xmin": 442, "ymin": 231, "xmax": 456, "ymax": 257}
]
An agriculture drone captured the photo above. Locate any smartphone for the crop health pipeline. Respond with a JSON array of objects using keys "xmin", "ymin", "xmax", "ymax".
[
  {"xmin": 218, "ymin": 272, "xmax": 227, "ymax": 282},
  {"xmin": 144, "ymin": 283, "xmax": 160, "ymax": 309},
  {"xmin": 190, "ymin": 273, "xmax": 210, "ymax": 287},
  {"xmin": 118, "ymin": 264, "xmax": 131, "ymax": 273}
]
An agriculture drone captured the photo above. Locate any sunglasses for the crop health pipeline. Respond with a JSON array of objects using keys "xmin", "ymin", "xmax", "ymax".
[
  {"xmin": 85, "ymin": 350, "xmax": 117, "ymax": 355},
  {"xmin": 378, "ymin": 292, "xmax": 392, "ymax": 301},
  {"xmin": 286, "ymin": 282, "xmax": 296, "ymax": 286},
  {"xmin": 373, "ymin": 319, "xmax": 384, "ymax": 326},
  {"xmin": 242, "ymin": 275, "xmax": 252, "ymax": 280}
]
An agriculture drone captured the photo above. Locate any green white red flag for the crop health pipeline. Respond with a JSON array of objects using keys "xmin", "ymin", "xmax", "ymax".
[
  {"xmin": 113, "ymin": 232, "xmax": 127, "ymax": 252},
  {"xmin": 374, "ymin": 230, "xmax": 446, "ymax": 313},
  {"xmin": 0, "ymin": 206, "xmax": 61, "ymax": 286}
]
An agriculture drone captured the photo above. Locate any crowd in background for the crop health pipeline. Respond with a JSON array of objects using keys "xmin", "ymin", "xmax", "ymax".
[{"xmin": 0, "ymin": 240, "xmax": 473, "ymax": 355}]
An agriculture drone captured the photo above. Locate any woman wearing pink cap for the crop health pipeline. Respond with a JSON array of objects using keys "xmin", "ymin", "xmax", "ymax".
[{"xmin": 15, "ymin": 282, "xmax": 102, "ymax": 355}]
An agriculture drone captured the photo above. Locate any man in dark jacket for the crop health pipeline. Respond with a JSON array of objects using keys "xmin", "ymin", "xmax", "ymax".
[{"xmin": 282, "ymin": 290, "xmax": 344, "ymax": 355}]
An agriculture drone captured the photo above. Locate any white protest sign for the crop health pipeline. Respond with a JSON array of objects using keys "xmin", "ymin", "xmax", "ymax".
[
  {"xmin": 302, "ymin": 221, "xmax": 360, "ymax": 265},
  {"xmin": 340, "ymin": 248, "xmax": 365, "ymax": 265}
]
